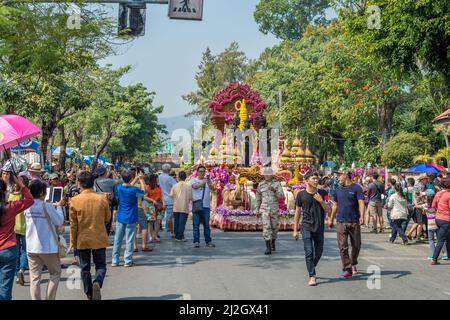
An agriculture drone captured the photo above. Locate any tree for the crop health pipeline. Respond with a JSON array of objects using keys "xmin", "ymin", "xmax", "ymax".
[
  {"xmin": 254, "ymin": 0, "xmax": 331, "ymax": 40},
  {"xmin": 382, "ymin": 132, "xmax": 431, "ymax": 169},
  {"xmin": 184, "ymin": 43, "xmax": 249, "ymax": 123},
  {"xmin": 340, "ymin": 0, "xmax": 450, "ymax": 83}
]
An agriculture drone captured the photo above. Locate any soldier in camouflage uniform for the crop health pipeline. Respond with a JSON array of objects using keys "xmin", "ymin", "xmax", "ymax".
[{"xmin": 256, "ymin": 167, "xmax": 285, "ymax": 255}]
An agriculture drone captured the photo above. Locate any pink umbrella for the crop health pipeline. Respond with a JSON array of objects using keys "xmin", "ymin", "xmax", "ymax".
[
  {"xmin": 0, "ymin": 115, "xmax": 41, "ymax": 150},
  {"xmin": 429, "ymin": 163, "xmax": 448, "ymax": 172}
]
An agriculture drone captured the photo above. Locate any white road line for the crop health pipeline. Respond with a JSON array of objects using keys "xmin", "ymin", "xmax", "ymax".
[
  {"xmin": 363, "ymin": 258, "xmax": 384, "ymax": 267},
  {"xmin": 183, "ymin": 293, "xmax": 191, "ymax": 300},
  {"xmin": 176, "ymin": 257, "xmax": 183, "ymax": 267}
]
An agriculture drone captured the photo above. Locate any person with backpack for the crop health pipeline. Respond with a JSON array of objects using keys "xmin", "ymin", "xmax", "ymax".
[
  {"xmin": 367, "ymin": 173, "xmax": 385, "ymax": 233},
  {"xmin": 94, "ymin": 166, "xmax": 119, "ymax": 237}
]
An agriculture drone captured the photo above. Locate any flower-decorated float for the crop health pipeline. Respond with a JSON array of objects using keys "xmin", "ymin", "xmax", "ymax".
[{"xmin": 190, "ymin": 83, "xmax": 318, "ymax": 231}]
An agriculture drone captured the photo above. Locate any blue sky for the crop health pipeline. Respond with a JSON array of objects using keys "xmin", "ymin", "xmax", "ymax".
[{"xmin": 100, "ymin": 0, "xmax": 280, "ymax": 118}]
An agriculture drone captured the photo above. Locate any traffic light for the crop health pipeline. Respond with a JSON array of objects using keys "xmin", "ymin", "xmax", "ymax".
[{"xmin": 118, "ymin": 2, "xmax": 147, "ymax": 37}]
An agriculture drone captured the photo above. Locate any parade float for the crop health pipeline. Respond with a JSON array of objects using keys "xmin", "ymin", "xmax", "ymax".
[{"xmin": 189, "ymin": 83, "xmax": 318, "ymax": 231}]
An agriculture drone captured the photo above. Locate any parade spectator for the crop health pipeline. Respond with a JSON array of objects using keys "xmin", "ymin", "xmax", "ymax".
[
  {"xmin": 367, "ymin": 173, "xmax": 385, "ymax": 233},
  {"xmin": 112, "ymin": 170, "xmax": 145, "ymax": 267},
  {"xmin": 147, "ymin": 174, "xmax": 163, "ymax": 243},
  {"xmin": 69, "ymin": 171, "xmax": 111, "ymax": 300},
  {"xmin": 170, "ymin": 171, "xmax": 191, "ymax": 242},
  {"xmin": 28, "ymin": 163, "xmax": 44, "ymax": 182},
  {"xmin": 387, "ymin": 183, "xmax": 409, "ymax": 245},
  {"xmin": 93, "ymin": 166, "xmax": 119, "ymax": 236},
  {"xmin": 159, "ymin": 164, "xmax": 177, "ymax": 238},
  {"xmin": 362, "ymin": 177, "xmax": 371, "ymax": 228},
  {"xmin": 49, "ymin": 173, "xmax": 63, "ymax": 187},
  {"xmin": 329, "ymin": 171, "xmax": 364, "ymax": 278},
  {"xmin": 430, "ymin": 177, "xmax": 450, "ymax": 265},
  {"xmin": 1, "ymin": 169, "xmax": 15, "ymax": 195},
  {"xmin": 293, "ymin": 171, "xmax": 331, "ymax": 286},
  {"xmin": 408, "ymin": 174, "xmax": 428, "ymax": 241},
  {"xmin": 0, "ymin": 175, "xmax": 34, "ymax": 300},
  {"xmin": 25, "ymin": 180, "xmax": 64, "ymax": 300},
  {"xmin": 191, "ymin": 165, "xmax": 215, "ymax": 248},
  {"xmin": 11, "ymin": 176, "xmax": 30, "ymax": 286},
  {"xmin": 132, "ymin": 168, "xmax": 152, "ymax": 252},
  {"xmin": 403, "ymin": 178, "xmax": 416, "ymax": 233}
]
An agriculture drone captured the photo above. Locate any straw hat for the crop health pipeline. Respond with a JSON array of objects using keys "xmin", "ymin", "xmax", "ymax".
[
  {"xmin": 261, "ymin": 167, "xmax": 275, "ymax": 176},
  {"xmin": 418, "ymin": 173, "xmax": 429, "ymax": 181},
  {"xmin": 29, "ymin": 163, "xmax": 43, "ymax": 173}
]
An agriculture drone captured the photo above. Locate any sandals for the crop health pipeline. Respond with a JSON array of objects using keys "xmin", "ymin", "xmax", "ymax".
[{"xmin": 142, "ymin": 247, "xmax": 153, "ymax": 252}]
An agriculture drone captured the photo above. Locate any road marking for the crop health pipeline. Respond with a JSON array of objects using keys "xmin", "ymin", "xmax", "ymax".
[
  {"xmin": 183, "ymin": 293, "xmax": 191, "ymax": 300},
  {"xmin": 176, "ymin": 257, "xmax": 183, "ymax": 267},
  {"xmin": 443, "ymin": 292, "xmax": 450, "ymax": 296},
  {"xmin": 363, "ymin": 258, "xmax": 384, "ymax": 267}
]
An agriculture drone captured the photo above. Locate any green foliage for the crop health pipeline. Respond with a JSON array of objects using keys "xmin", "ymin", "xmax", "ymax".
[
  {"xmin": 341, "ymin": 0, "xmax": 450, "ymax": 82},
  {"xmin": 184, "ymin": 43, "xmax": 250, "ymax": 123},
  {"xmin": 254, "ymin": 0, "xmax": 331, "ymax": 40},
  {"xmin": 382, "ymin": 132, "xmax": 431, "ymax": 169}
]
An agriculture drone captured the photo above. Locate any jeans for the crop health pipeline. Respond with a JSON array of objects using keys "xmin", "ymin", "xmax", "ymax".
[
  {"xmin": 429, "ymin": 229, "xmax": 447, "ymax": 256},
  {"xmin": 112, "ymin": 222, "xmax": 137, "ymax": 265},
  {"xmin": 174, "ymin": 212, "xmax": 188, "ymax": 240},
  {"xmin": 164, "ymin": 205, "xmax": 174, "ymax": 232},
  {"xmin": 0, "ymin": 246, "xmax": 18, "ymax": 300},
  {"xmin": 386, "ymin": 210, "xmax": 393, "ymax": 229},
  {"xmin": 193, "ymin": 207, "xmax": 212, "ymax": 244},
  {"xmin": 78, "ymin": 248, "xmax": 107, "ymax": 297},
  {"xmin": 432, "ymin": 219, "xmax": 450, "ymax": 260},
  {"xmin": 301, "ymin": 229, "xmax": 324, "ymax": 277},
  {"xmin": 16, "ymin": 234, "xmax": 28, "ymax": 272},
  {"xmin": 336, "ymin": 222, "xmax": 361, "ymax": 272},
  {"xmin": 390, "ymin": 219, "xmax": 408, "ymax": 242}
]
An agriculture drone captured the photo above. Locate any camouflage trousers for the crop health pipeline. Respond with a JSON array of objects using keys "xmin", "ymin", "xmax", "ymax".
[{"xmin": 262, "ymin": 210, "xmax": 279, "ymax": 241}]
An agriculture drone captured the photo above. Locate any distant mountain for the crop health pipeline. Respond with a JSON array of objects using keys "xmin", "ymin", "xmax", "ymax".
[{"xmin": 158, "ymin": 115, "xmax": 200, "ymax": 140}]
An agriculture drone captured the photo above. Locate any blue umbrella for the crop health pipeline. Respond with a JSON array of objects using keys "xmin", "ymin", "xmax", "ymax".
[
  {"xmin": 322, "ymin": 160, "xmax": 337, "ymax": 168},
  {"xmin": 406, "ymin": 164, "xmax": 441, "ymax": 173}
]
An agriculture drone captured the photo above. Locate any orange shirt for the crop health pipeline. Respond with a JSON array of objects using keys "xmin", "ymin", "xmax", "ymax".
[{"xmin": 147, "ymin": 186, "xmax": 162, "ymax": 202}]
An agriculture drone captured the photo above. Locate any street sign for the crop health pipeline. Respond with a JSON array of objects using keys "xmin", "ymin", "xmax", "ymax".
[{"xmin": 168, "ymin": 0, "xmax": 203, "ymax": 21}]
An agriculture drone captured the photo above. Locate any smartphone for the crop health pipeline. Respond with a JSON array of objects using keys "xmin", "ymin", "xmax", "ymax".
[{"xmin": 52, "ymin": 187, "xmax": 64, "ymax": 203}]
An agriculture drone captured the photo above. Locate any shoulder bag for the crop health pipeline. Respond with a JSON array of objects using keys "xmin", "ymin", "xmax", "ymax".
[{"xmin": 42, "ymin": 203, "xmax": 67, "ymax": 258}]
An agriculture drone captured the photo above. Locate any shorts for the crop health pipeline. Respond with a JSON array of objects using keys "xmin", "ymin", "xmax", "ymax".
[
  {"xmin": 164, "ymin": 205, "xmax": 174, "ymax": 221},
  {"xmin": 147, "ymin": 210, "xmax": 163, "ymax": 221},
  {"xmin": 411, "ymin": 208, "xmax": 425, "ymax": 224},
  {"xmin": 137, "ymin": 208, "xmax": 148, "ymax": 229},
  {"xmin": 368, "ymin": 202, "xmax": 383, "ymax": 217}
]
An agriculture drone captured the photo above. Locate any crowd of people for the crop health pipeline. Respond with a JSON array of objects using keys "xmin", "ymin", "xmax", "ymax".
[{"xmin": 0, "ymin": 161, "xmax": 449, "ymax": 299}]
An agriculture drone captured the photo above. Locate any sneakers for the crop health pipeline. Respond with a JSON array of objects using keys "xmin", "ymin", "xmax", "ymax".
[
  {"xmin": 442, "ymin": 256, "xmax": 449, "ymax": 260},
  {"xmin": 351, "ymin": 266, "xmax": 358, "ymax": 275},
  {"xmin": 342, "ymin": 271, "xmax": 353, "ymax": 278},
  {"xmin": 111, "ymin": 263, "xmax": 119, "ymax": 267},
  {"xmin": 92, "ymin": 282, "xmax": 101, "ymax": 300},
  {"xmin": 206, "ymin": 242, "xmax": 216, "ymax": 248},
  {"xmin": 124, "ymin": 262, "xmax": 135, "ymax": 268},
  {"xmin": 17, "ymin": 270, "xmax": 25, "ymax": 286},
  {"xmin": 194, "ymin": 242, "xmax": 200, "ymax": 248},
  {"xmin": 175, "ymin": 239, "xmax": 183, "ymax": 242},
  {"xmin": 308, "ymin": 277, "xmax": 317, "ymax": 286}
]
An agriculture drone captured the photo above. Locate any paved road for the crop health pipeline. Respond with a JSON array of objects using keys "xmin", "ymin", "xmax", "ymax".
[{"xmin": 12, "ymin": 220, "xmax": 450, "ymax": 300}]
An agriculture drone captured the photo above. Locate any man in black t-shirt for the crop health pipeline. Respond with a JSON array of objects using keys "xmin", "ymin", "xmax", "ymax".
[
  {"xmin": 329, "ymin": 171, "xmax": 365, "ymax": 278},
  {"xmin": 293, "ymin": 171, "xmax": 331, "ymax": 286}
]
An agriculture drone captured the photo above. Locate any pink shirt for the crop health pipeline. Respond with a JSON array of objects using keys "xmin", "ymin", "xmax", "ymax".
[{"xmin": 432, "ymin": 190, "xmax": 450, "ymax": 222}]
